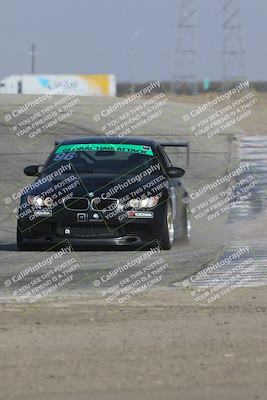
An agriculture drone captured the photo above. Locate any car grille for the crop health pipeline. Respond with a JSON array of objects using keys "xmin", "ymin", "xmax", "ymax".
[
  {"xmin": 63, "ymin": 197, "xmax": 89, "ymax": 211},
  {"xmin": 91, "ymin": 197, "xmax": 119, "ymax": 212},
  {"xmin": 70, "ymin": 226, "xmax": 115, "ymax": 238}
]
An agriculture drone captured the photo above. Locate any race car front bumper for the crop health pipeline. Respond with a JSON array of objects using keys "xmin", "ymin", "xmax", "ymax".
[{"xmin": 18, "ymin": 202, "xmax": 167, "ymax": 248}]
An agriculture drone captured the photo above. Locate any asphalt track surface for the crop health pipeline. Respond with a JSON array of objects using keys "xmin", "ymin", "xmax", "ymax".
[{"xmin": 1, "ymin": 93, "xmax": 265, "ymax": 302}]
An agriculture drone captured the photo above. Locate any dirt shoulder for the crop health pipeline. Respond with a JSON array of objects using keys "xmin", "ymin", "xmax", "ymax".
[{"xmin": 0, "ymin": 287, "xmax": 266, "ymax": 400}]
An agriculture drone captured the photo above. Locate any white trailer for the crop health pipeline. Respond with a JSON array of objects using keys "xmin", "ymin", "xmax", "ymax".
[{"xmin": 0, "ymin": 74, "xmax": 116, "ymax": 96}]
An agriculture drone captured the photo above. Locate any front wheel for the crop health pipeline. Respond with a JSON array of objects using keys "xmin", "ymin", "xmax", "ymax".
[
  {"xmin": 179, "ymin": 206, "xmax": 191, "ymax": 243},
  {"xmin": 159, "ymin": 202, "xmax": 174, "ymax": 250},
  {"xmin": 17, "ymin": 225, "xmax": 41, "ymax": 251},
  {"xmin": 17, "ymin": 225, "xmax": 28, "ymax": 250}
]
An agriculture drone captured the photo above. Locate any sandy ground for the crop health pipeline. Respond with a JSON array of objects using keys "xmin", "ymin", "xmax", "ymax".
[
  {"xmin": 169, "ymin": 91, "xmax": 267, "ymax": 135},
  {"xmin": 0, "ymin": 287, "xmax": 266, "ymax": 400}
]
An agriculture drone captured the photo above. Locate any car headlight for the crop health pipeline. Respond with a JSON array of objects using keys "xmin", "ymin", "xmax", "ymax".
[
  {"xmin": 129, "ymin": 196, "xmax": 159, "ymax": 209},
  {"xmin": 27, "ymin": 195, "xmax": 53, "ymax": 208},
  {"xmin": 129, "ymin": 198, "xmax": 140, "ymax": 208},
  {"xmin": 43, "ymin": 197, "xmax": 54, "ymax": 207}
]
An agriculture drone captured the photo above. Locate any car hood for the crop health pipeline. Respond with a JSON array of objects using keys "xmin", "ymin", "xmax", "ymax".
[{"xmin": 25, "ymin": 172, "xmax": 169, "ymax": 199}]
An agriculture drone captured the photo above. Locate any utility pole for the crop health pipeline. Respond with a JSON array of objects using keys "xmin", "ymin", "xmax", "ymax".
[
  {"xmin": 172, "ymin": 0, "xmax": 198, "ymax": 94},
  {"xmin": 222, "ymin": 0, "xmax": 245, "ymax": 81},
  {"xmin": 29, "ymin": 43, "xmax": 37, "ymax": 74},
  {"xmin": 130, "ymin": 29, "xmax": 143, "ymax": 95}
]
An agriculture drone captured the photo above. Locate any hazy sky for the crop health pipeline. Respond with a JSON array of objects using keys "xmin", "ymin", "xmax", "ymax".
[{"xmin": 0, "ymin": 0, "xmax": 265, "ymax": 82}]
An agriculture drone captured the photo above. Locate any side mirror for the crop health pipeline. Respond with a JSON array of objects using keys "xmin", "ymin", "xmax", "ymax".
[
  {"xmin": 23, "ymin": 165, "xmax": 42, "ymax": 176},
  {"xmin": 167, "ymin": 166, "xmax": 185, "ymax": 178}
]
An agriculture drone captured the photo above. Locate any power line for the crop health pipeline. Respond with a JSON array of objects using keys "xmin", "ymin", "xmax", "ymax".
[
  {"xmin": 222, "ymin": 0, "xmax": 245, "ymax": 81},
  {"xmin": 172, "ymin": 0, "xmax": 198, "ymax": 94}
]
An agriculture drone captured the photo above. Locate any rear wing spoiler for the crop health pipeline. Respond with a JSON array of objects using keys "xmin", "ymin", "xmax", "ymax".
[{"xmin": 160, "ymin": 141, "xmax": 190, "ymax": 166}]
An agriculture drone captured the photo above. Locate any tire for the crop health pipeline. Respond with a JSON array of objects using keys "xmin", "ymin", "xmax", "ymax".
[
  {"xmin": 179, "ymin": 207, "xmax": 191, "ymax": 243},
  {"xmin": 159, "ymin": 201, "xmax": 174, "ymax": 250},
  {"xmin": 17, "ymin": 225, "xmax": 41, "ymax": 251},
  {"xmin": 17, "ymin": 225, "xmax": 28, "ymax": 250}
]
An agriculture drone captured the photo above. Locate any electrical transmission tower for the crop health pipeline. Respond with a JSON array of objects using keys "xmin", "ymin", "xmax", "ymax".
[
  {"xmin": 222, "ymin": 0, "xmax": 245, "ymax": 81},
  {"xmin": 172, "ymin": 0, "xmax": 198, "ymax": 94}
]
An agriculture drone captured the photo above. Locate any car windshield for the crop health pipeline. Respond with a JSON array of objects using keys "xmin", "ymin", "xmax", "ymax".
[{"xmin": 43, "ymin": 143, "xmax": 159, "ymax": 175}]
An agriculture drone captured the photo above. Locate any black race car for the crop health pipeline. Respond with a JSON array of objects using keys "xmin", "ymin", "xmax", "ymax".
[{"xmin": 17, "ymin": 137, "xmax": 190, "ymax": 250}]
